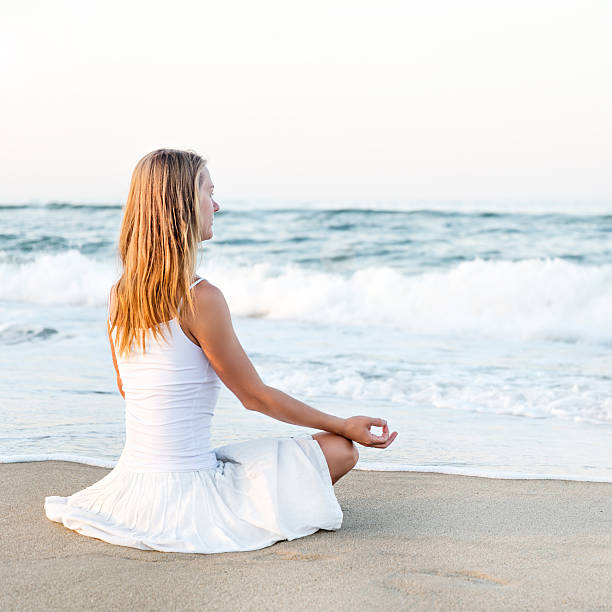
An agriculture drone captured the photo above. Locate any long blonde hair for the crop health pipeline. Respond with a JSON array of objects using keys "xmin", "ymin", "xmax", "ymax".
[{"xmin": 110, "ymin": 148, "xmax": 207, "ymax": 358}]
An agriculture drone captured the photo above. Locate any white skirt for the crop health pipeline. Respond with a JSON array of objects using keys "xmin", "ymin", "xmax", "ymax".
[{"xmin": 44, "ymin": 434, "xmax": 343, "ymax": 554}]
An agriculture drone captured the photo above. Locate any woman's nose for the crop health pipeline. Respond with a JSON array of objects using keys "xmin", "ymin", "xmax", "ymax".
[{"xmin": 213, "ymin": 199, "xmax": 220, "ymax": 213}]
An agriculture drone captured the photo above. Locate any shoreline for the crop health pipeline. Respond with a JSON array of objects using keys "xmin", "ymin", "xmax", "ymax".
[
  {"xmin": 1, "ymin": 454, "xmax": 611, "ymax": 483},
  {"xmin": 2, "ymin": 460, "xmax": 611, "ymax": 610}
]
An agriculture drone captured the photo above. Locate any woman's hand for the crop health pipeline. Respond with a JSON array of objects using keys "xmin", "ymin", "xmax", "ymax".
[{"xmin": 341, "ymin": 416, "xmax": 398, "ymax": 448}]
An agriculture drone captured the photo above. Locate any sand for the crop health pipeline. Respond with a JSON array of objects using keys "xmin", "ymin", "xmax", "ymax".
[{"xmin": 1, "ymin": 461, "xmax": 610, "ymax": 611}]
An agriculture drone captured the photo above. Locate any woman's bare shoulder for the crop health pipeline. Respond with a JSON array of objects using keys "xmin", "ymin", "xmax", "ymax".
[
  {"xmin": 190, "ymin": 280, "xmax": 228, "ymax": 314},
  {"xmin": 181, "ymin": 280, "xmax": 230, "ymax": 333},
  {"xmin": 193, "ymin": 278, "xmax": 221, "ymax": 296}
]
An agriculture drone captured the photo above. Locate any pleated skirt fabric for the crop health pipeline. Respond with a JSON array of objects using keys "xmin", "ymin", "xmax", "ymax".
[{"xmin": 44, "ymin": 434, "xmax": 343, "ymax": 554}]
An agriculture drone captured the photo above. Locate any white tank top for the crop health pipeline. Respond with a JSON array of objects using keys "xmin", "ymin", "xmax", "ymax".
[{"xmin": 108, "ymin": 278, "xmax": 221, "ymax": 471}]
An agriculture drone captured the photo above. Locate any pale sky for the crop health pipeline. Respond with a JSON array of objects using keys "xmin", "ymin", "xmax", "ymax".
[{"xmin": 1, "ymin": 0, "xmax": 611, "ymax": 203}]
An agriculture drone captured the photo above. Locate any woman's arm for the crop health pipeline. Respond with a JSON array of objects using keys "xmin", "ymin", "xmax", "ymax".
[
  {"xmin": 185, "ymin": 282, "xmax": 397, "ymax": 448},
  {"xmin": 107, "ymin": 286, "xmax": 125, "ymax": 399},
  {"xmin": 108, "ymin": 319, "xmax": 125, "ymax": 399}
]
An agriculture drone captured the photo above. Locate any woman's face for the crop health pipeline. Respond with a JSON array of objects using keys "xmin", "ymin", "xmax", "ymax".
[{"xmin": 198, "ymin": 167, "xmax": 220, "ymax": 241}]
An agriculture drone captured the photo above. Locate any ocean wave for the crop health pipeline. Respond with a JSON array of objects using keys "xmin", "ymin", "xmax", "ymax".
[
  {"xmin": 2, "ymin": 252, "xmax": 612, "ymax": 343},
  {"xmin": 260, "ymin": 366, "xmax": 612, "ymax": 425},
  {"xmin": 0, "ymin": 250, "xmax": 118, "ymax": 306},
  {"xmin": 209, "ymin": 257, "xmax": 612, "ymax": 344}
]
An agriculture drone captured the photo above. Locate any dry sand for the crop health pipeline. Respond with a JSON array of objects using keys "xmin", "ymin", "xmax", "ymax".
[{"xmin": 1, "ymin": 461, "xmax": 610, "ymax": 611}]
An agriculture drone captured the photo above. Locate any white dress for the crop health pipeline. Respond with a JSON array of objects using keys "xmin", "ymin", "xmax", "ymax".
[{"xmin": 44, "ymin": 278, "xmax": 343, "ymax": 553}]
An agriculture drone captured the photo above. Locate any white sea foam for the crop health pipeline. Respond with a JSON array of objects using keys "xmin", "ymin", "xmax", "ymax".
[
  {"xmin": 352, "ymin": 463, "xmax": 612, "ymax": 482},
  {"xmin": 0, "ymin": 250, "xmax": 118, "ymax": 306},
  {"xmin": 262, "ymin": 369, "xmax": 612, "ymax": 425},
  {"xmin": 2, "ymin": 454, "xmax": 610, "ymax": 482},
  {"xmin": 0, "ymin": 454, "xmax": 116, "ymax": 468},
  {"xmin": 208, "ymin": 257, "xmax": 612, "ymax": 343},
  {"xmin": 2, "ymin": 252, "xmax": 612, "ymax": 343}
]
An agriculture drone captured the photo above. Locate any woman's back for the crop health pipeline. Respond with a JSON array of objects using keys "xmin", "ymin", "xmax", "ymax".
[{"xmin": 109, "ymin": 278, "xmax": 221, "ymax": 471}]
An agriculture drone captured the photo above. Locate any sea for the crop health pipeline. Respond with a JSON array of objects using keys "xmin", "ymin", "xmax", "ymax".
[{"xmin": 1, "ymin": 199, "xmax": 611, "ymax": 481}]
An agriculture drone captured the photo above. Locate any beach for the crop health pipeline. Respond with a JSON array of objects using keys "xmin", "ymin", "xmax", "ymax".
[{"xmin": 2, "ymin": 461, "xmax": 610, "ymax": 611}]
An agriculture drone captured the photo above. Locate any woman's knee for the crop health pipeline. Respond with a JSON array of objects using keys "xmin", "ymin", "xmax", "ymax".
[
  {"xmin": 338, "ymin": 434, "xmax": 359, "ymax": 469},
  {"xmin": 312, "ymin": 432, "xmax": 359, "ymax": 483}
]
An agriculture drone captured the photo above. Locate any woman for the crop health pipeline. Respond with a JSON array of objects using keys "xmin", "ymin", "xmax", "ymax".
[{"xmin": 45, "ymin": 149, "xmax": 398, "ymax": 554}]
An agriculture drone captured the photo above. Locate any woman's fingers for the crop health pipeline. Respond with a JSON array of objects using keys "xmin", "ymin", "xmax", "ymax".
[
  {"xmin": 368, "ymin": 420, "xmax": 389, "ymax": 443},
  {"xmin": 369, "ymin": 428, "xmax": 388, "ymax": 443},
  {"xmin": 373, "ymin": 433, "xmax": 397, "ymax": 448},
  {"xmin": 346, "ymin": 416, "xmax": 396, "ymax": 448},
  {"xmin": 368, "ymin": 431, "xmax": 398, "ymax": 448},
  {"xmin": 369, "ymin": 418, "xmax": 387, "ymax": 428}
]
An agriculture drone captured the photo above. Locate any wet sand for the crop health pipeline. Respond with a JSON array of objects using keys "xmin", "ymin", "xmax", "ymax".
[{"xmin": 1, "ymin": 461, "xmax": 610, "ymax": 611}]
